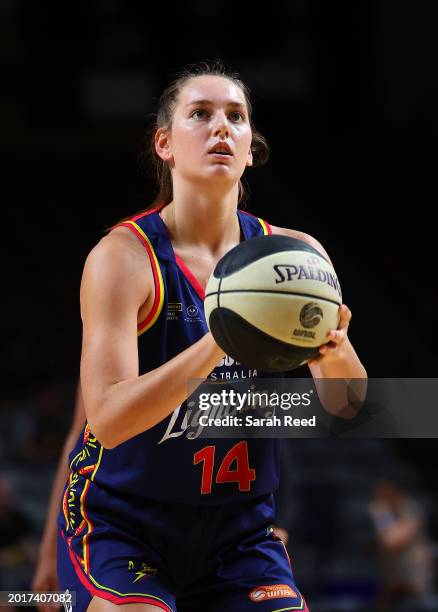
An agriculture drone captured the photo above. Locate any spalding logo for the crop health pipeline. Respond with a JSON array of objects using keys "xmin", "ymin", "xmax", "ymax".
[{"xmin": 300, "ymin": 303, "xmax": 323, "ymax": 329}]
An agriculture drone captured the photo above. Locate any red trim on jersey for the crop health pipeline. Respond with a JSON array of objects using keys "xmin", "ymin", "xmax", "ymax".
[
  {"xmin": 78, "ymin": 465, "xmax": 96, "ymax": 476},
  {"xmin": 239, "ymin": 210, "xmax": 258, "ymax": 221},
  {"xmin": 81, "ymin": 479, "xmax": 93, "ymax": 573},
  {"xmin": 110, "ymin": 203, "xmax": 166, "ymax": 231},
  {"xmin": 116, "ymin": 222, "xmax": 162, "ymax": 332},
  {"xmin": 65, "ymin": 537, "xmax": 173, "ymax": 612},
  {"xmin": 280, "ymin": 539, "xmax": 292, "ymax": 569},
  {"xmin": 130, "ymin": 202, "xmax": 166, "ymax": 222},
  {"xmin": 174, "ymin": 255, "xmax": 206, "ymax": 301},
  {"xmin": 239, "ymin": 210, "xmax": 272, "ymax": 234}
]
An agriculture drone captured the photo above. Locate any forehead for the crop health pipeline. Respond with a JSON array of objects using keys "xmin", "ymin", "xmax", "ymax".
[{"xmin": 177, "ymin": 75, "xmax": 247, "ymax": 108}]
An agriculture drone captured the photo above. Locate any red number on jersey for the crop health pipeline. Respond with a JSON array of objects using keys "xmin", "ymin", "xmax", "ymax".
[
  {"xmin": 194, "ymin": 442, "xmax": 256, "ymax": 494},
  {"xmin": 193, "ymin": 446, "xmax": 215, "ymax": 494}
]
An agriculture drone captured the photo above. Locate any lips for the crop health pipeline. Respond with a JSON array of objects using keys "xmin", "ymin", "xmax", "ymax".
[
  {"xmin": 208, "ymin": 143, "xmax": 233, "ymax": 156},
  {"xmin": 209, "ymin": 152, "xmax": 232, "ymax": 158}
]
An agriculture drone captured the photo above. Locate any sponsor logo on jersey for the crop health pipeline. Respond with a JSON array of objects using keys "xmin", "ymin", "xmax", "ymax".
[
  {"xmin": 167, "ymin": 302, "xmax": 182, "ymax": 320},
  {"xmin": 187, "ymin": 305, "xmax": 199, "ymax": 317},
  {"xmin": 209, "ymin": 354, "xmax": 257, "ymax": 381},
  {"xmin": 249, "ymin": 584, "xmax": 297, "ymax": 602},
  {"xmin": 128, "ymin": 560, "xmax": 158, "ymax": 582},
  {"xmin": 184, "ymin": 304, "xmax": 202, "ymax": 323},
  {"xmin": 216, "ymin": 355, "xmax": 240, "ymax": 367}
]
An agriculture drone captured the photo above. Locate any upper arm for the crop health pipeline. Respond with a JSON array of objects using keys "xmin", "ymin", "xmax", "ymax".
[
  {"xmin": 79, "ymin": 229, "xmax": 153, "ymax": 428},
  {"xmin": 269, "ymin": 224, "xmax": 333, "ymax": 265}
]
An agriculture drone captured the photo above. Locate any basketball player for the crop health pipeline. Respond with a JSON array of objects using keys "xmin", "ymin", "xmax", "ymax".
[{"xmin": 54, "ymin": 61, "xmax": 366, "ymax": 611}]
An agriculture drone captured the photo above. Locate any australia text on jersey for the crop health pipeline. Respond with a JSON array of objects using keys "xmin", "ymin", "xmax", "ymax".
[{"xmin": 158, "ymin": 355, "xmax": 258, "ymax": 443}]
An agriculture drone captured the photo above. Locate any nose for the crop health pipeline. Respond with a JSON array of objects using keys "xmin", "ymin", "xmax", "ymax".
[{"xmin": 212, "ymin": 111, "xmax": 230, "ymax": 138}]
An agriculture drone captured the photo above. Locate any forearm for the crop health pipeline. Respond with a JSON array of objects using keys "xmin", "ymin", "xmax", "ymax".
[
  {"xmin": 311, "ymin": 338, "xmax": 368, "ymax": 417},
  {"xmin": 311, "ymin": 337, "xmax": 367, "ymax": 379},
  {"xmin": 85, "ymin": 332, "xmax": 224, "ymax": 449}
]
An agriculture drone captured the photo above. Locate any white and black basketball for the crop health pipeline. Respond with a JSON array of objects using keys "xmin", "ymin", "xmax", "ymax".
[{"xmin": 204, "ymin": 235, "xmax": 342, "ymax": 372}]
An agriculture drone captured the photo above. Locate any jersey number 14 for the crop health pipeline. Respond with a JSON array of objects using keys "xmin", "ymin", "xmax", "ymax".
[{"xmin": 193, "ymin": 441, "xmax": 256, "ymax": 494}]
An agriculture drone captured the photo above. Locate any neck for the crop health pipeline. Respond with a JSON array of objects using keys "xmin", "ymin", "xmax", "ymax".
[{"xmin": 160, "ymin": 178, "xmax": 241, "ymax": 254}]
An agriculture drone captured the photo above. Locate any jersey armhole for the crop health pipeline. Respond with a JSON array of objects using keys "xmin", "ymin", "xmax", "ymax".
[
  {"xmin": 114, "ymin": 221, "xmax": 165, "ymax": 335},
  {"xmin": 259, "ymin": 218, "xmax": 272, "ymax": 235},
  {"xmin": 238, "ymin": 210, "xmax": 272, "ymax": 235}
]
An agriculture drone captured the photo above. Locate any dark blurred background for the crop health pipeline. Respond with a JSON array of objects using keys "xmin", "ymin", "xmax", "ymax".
[{"xmin": 1, "ymin": 1, "xmax": 438, "ymax": 610}]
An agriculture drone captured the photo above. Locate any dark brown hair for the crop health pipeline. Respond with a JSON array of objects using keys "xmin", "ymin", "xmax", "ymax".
[{"xmin": 138, "ymin": 59, "xmax": 270, "ymax": 211}]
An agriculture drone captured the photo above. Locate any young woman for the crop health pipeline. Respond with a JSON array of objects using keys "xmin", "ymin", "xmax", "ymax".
[{"xmin": 56, "ymin": 61, "xmax": 366, "ymax": 612}]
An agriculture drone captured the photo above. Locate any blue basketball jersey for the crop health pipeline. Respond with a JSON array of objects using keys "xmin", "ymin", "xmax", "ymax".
[{"xmin": 63, "ymin": 204, "xmax": 281, "ymax": 531}]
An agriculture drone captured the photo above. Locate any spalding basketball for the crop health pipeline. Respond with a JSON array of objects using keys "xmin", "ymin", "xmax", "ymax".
[{"xmin": 204, "ymin": 235, "xmax": 342, "ymax": 371}]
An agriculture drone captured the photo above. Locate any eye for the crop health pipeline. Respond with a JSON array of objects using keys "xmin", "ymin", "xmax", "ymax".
[
  {"xmin": 230, "ymin": 111, "xmax": 245, "ymax": 121},
  {"xmin": 191, "ymin": 109, "xmax": 208, "ymax": 120}
]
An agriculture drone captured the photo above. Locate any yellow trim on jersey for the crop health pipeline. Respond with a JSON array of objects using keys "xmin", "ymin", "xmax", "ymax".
[
  {"xmin": 62, "ymin": 472, "xmax": 73, "ymax": 529},
  {"xmin": 86, "ymin": 571, "xmax": 172, "ymax": 607},
  {"xmin": 258, "ymin": 217, "xmax": 270, "ymax": 235},
  {"xmin": 122, "ymin": 220, "xmax": 165, "ymax": 336},
  {"xmin": 69, "ymin": 450, "xmax": 83, "ymax": 470},
  {"xmin": 80, "ymin": 479, "xmax": 91, "ymax": 574},
  {"xmin": 90, "ymin": 446, "xmax": 103, "ymax": 482}
]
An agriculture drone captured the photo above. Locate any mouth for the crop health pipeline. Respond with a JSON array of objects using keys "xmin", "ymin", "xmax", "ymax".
[
  {"xmin": 208, "ymin": 143, "xmax": 233, "ymax": 157},
  {"xmin": 208, "ymin": 152, "xmax": 233, "ymax": 160},
  {"xmin": 208, "ymin": 153, "xmax": 233, "ymax": 165}
]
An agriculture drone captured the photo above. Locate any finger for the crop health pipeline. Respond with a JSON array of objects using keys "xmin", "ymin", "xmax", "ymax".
[
  {"xmin": 308, "ymin": 342, "xmax": 332, "ymax": 365},
  {"xmin": 326, "ymin": 330, "xmax": 345, "ymax": 345},
  {"xmin": 308, "ymin": 334, "xmax": 343, "ymax": 366},
  {"xmin": 321, "ymin": 339, "xmax": 338, "ymax": 351},
  {"xmin": 320, "ymin": 341, "xmax": 339, "ymax": 355},
  {"xmin": 339, "ymin": 304, "xmax": 352, "ymax": 327},
  {"xmin": 327, "ymin": 330, "xmax": 339, "ymax": 343}
]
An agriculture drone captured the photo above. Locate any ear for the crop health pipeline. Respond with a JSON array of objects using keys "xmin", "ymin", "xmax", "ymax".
[
  {"xmin": 155, "ymin": 127, "xmax": 173, "ymax": 163},
  {"xmin": 246, "ymin": 146, "xmax": 253, "ymax": 167}
]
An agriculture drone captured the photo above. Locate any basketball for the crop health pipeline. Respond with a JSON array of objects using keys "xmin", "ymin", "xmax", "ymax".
[{"xmin": 204, "ymin": 235, "xmax": 342, "ymax": 371}]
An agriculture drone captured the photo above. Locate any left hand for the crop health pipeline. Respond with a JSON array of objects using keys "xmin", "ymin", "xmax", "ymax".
[{"xmin": 307, "ymin": 304, "xmax": 352, "ymax": 367}]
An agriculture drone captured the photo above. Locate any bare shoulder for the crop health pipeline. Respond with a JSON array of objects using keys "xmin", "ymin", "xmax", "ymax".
[
  {"xmin": 81, "ymin": 226, "xmax": 153, "ymax": 314},
  {"xmin": 269, "ymin": 224, "xmax": 332, "ymax": 264}
]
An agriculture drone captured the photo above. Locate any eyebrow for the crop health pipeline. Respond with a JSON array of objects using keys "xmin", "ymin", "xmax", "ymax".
[{"xmin": 185, "ymin": 99, "xmax": 246, "ymax": 109}]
